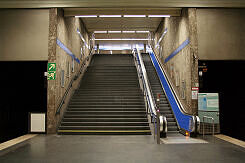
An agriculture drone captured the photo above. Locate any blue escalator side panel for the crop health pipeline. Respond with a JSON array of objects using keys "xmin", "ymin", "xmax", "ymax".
[{"xmin": 149, "ymin": 52, "xmax": 192, "ymax": 132}]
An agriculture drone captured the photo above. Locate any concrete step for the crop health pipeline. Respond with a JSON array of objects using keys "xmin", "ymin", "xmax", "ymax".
[
  {"xmin": 63, "ymin": 118, "xmax": 149, "ymax": 122},
  {"xmin": 60, "ymin": 122, "xmax": 149, "ymax": 126}
]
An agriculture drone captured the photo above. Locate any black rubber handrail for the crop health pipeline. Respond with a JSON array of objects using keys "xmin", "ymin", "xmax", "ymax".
[{"xmin": 56, "ymin": 48, "xmax": 94, "ymax": 115}]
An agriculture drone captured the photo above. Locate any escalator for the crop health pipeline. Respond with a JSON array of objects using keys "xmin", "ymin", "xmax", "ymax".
[
  {"xmin": 133, "ymin": 50, "xmax": 199, "ymax": 137},
  {"xmin": 141, "ymin": 53, "xmax": 179, "ymax": 134}
]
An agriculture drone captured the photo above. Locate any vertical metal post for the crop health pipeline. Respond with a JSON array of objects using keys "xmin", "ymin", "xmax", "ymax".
[
  {"xmin": 212, "ymin": 118, "xmax": 215, "ymax": 143},
  {"xmin": 203, "ymin": 117, "xmax": 205, "ymax": 139},
  {"xmin": 153, "ymin": 116, "xmax": 156, "ymax": 140},
  {"xmin": 156, "ymin": 111, "xmax": 160, "ymax": 144}
]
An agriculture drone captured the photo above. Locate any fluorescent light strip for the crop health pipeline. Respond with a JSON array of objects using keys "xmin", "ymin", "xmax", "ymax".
[
  {"xmin": 95, "ymin": 38, "xmax": 148, "ymax": 41},
  {"xmin": 94, "ymin": 31, "xmax": 107, "ymax": 33},
  {"xmin": 75, "ymin": 15, "xmax": 97, "ymax": 18},
  {"xmin": 123, "ymin": 15, "xmax": 146, "ymax": 17},
  {"xmin": 122, "ymin": 31, "xmax": 135, "ymax": 33},
  {"xmin": 99, "ymin": 15, "xmax": 122, "ymax": 17},
  {"xmin": 148, "ymin": 15, "xmax": 171, "ymax": 18},
  {"xmin": 136, "ymin": 31, "xmax": 149, "ymax": 33},
  {"xmin": 108, "ymin": 31, "xmax": 121, "ymax": 33}
]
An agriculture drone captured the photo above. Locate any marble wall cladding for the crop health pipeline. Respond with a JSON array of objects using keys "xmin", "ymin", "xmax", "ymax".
[
  {"xmin": 47, "ymin": 8, "xmax": 58, "ymax": 134},
  {"xmin": 153, "ymin": 8, "xmax": 198, "ymax": 114},
  {"xmin": 47, "ymin": 8, "xmax": 91, "ymax": 133}
]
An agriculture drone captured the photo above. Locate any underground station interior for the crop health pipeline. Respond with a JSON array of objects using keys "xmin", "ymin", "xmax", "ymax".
[{"xmin": 0, "ymin": 1, "xmax": 245, "ymax": 162}]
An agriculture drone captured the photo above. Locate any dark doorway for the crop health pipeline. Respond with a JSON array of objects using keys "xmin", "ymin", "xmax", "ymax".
[
  {"xmin": 0, "ymin": 61, "xmax": 47, "ymax": 143},
  {"xmin": 199, "ymin": 60, "xmax": 245, "ymax": 141}
]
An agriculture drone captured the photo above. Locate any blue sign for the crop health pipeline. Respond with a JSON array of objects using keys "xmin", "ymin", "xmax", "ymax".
[
  {"xmin": 164, "ymin": 39, "xmax": 190, "ymax": 63},
  {"xmin": 56, "ymin": 39, "xmax": 80, "ymax": 64}
]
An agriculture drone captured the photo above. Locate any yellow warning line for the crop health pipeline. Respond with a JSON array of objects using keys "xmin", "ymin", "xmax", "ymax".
[
  {"xmin": 0, "ymin": 134, "xmax": 37, "ymax": 151},
  {"xmin": 58, "ymin": 130, "xmax": 151, "ymax": 133},
  {"xmin": 215, "ymin": 134, "xmax": 245, "ymax": 148}
]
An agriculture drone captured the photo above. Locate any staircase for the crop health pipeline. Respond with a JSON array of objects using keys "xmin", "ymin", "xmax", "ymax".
[
  {"xmin": 141, "ymin": 53, "xmax": 179, "ymax": 134},
  {"xmin": 58, "ymin": 54, "xmax": 151, "ymax": 135}
]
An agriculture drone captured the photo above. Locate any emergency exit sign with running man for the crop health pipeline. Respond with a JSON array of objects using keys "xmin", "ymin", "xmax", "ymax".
[{"xmin": 47, "ymin": 63, "xmax": 56, "ymax": 80}]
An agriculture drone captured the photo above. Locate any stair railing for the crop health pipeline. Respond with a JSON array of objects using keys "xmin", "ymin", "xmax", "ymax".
[
  {"xmin": 133, "ymin": 47, "xmax": 167, "ymax": 143},
  {"xmin": 203, "ymin": 116, "xmax": 215, "ymax": 142},
  {"xmin": 147, "ymin": 47, "xmax": 200, "ymax": 137},
  {"xmin": 56, "ymin": 47, "xmax": 94, "ymax": 115}
]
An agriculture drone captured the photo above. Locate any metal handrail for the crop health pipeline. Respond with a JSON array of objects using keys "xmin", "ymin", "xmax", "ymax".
[
  {"xmin": 56, "ymin": 48, "xmax": 94, "ymax": 115},
  {"xmin": 203, "ymin": 116, "xmax": 215, "ymax": 139},
  {"xmin": 134, "ymin": 48, "xmax": 157, "ymax": 116}
]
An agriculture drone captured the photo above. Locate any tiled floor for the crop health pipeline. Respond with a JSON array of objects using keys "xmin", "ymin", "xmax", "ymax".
[{"xmin": 0, "ymin": 134, "xmax": 245, "ymax": 163}]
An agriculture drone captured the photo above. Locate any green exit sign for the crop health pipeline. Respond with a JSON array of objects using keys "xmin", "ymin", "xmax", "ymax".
[
  {"xmin": 48, "ymin": 63, "xmax": 56, "ymax": 72},
  {"xmin": 47, "ymin": 63, "xmax": 56, "ymax": 80},
  {"xmin": 47, "ymin": 72, "xmax": 56, "ymax": 80}
]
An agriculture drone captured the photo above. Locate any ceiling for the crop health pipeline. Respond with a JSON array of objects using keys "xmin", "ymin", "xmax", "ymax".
[
  {"xmin": 0, "ymin": 0, "xmax": 245, "ymax": 8},
  {"xmin": 1, "ymin": 0, "xmax": 244, "ymax": 50},
  {"xmin": 64, "ymin": 8, "xmax": 182, "ymax": 32},
  {"xmin": 81, "ymin": 17, "xmax": 162, "ymax": 32},
  {"xmin": 63, "ymin": 8, "xmax": 182, "ymax": 45}
]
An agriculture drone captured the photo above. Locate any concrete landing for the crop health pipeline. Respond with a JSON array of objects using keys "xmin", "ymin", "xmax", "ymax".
[{"xmin": 161, "ymin": 136, "xmax": 208, "ymax": 144}]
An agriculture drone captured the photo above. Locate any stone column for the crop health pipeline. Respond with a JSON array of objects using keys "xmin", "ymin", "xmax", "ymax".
[
  {"xmin": 47, "ymin": 8, "xmax": 58, "ymax": 134},
  {"xmin": 188, "ymin": 8, "xmax": 199, "ymax": 115}
]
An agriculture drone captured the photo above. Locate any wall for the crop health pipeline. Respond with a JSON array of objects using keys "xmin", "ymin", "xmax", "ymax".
[
  {"xmin": 153, "ymin": 8, "xmax": 198, "ymax": 114},
  {"xmin": 0, "ymin": 9, "xmax": 49, "ymax": 61},
  {"xmin": 197, "ymin": 9, "xmax": 245, "ymax": 60},
  {"xmin": 47, "ymin": 8, "xmax": 92, "ymax": 133}
]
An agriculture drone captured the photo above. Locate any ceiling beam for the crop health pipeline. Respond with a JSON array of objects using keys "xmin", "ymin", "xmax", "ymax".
[
  {"xmin": 95, "ymin": 40, "xmax": 148, "ymax": 44},
  {"xmin": 64, "ymin": 8, "xmax": 182, "ymax": 17},
  {"xmin": 87, "ymin": 27, "xmax": 156, "ymax": 32},
  {"xmin": 95, "ymin": 33, "xmax": 148, "ymax": 39}
]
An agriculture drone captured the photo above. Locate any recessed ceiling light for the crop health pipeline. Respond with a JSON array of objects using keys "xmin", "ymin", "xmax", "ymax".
[
  {"xmin": 75, "ymin": 15, "xmax": 97, "ymax": 18},
  {"xmin": 148, "ymin": 15, "xmax": 171, "ymax": 18},
  {"xmin": 122, "ymin": 31, "xmax": 135, "ymax": 33},
  {"xmin": 99, "ymin": 15, "xmax": 122, "ymax": 17},
  {"xmin": 94, "ymin": 31, "xmax": 107, "ymax": 33},
  {"xmin": 108, "ymin": 31, "xmax": 122, "ymax": 33},
  {"xmin": 136, "ymin": 31, "xmax": 150, "ymax": 33},
  {"xmin": 123, "ymin": 15, "xmax": 146, "ymax": 18}
]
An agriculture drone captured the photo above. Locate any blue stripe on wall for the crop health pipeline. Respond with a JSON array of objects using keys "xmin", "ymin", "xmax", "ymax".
[
  {"xmin": 56, "ymin": 39, "xmax": 80, "ymax": 64},
  {"xmin": 164, "ymin": 39, "xmax": 190, "ymax": 63}
]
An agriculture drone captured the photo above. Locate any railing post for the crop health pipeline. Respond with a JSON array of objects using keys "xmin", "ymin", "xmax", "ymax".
[
  {"xmin": 203, "ymin": 116, "xmax": 205, "ymax": 139},
  {"xmin": 153, "ymin": 115, "xmax": 156, "ymax": 140},
  {"xmin": 156, "ymin": 111, "xmax": 160, "ymax": 144}
]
